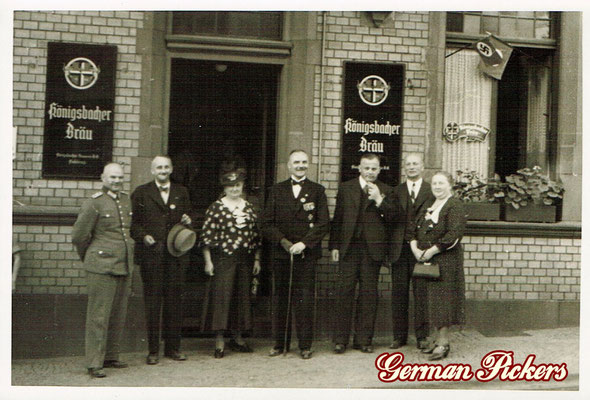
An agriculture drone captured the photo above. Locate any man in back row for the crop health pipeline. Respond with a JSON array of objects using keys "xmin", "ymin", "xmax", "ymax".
[{"xmin": 381, "ymin": 153, "xmax": 434, "ymax": 350}]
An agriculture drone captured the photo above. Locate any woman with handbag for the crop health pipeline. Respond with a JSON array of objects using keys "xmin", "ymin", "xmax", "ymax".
[
  {"xmin": 410, "ymin": 171, "xmax": 466, "ymax": 361},
  {"xmin": 200, "ymin": 169, "xmax": 262, "ymax": 358}
]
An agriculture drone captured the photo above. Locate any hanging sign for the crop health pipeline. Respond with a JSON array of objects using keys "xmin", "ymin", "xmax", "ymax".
[
  {"xmin": 340, "ymin": 62, "xmax": 404, "ymax": 186},
  {"xmin": 42, "ymin": 42, "xmax": 117, "ymax": 180},
  {"xmin": 443, "ymin": 122, "xmax": 490, "ymax": 143}
]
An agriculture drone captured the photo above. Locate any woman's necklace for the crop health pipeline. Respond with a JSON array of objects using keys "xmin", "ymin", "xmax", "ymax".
[{"xmin": 223, "ymin": 196, "xmax": 241, "ymax": 211}]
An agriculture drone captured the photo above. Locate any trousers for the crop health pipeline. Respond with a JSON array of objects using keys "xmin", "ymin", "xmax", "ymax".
[{"xmin": 85, "ymin": 271, "xmax": 132, "ymax": 368}]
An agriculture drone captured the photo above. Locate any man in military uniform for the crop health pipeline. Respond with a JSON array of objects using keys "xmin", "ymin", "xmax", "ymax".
[{"xmin": 72, "ymin": 163, "xmax": 134, "ymax": 378}]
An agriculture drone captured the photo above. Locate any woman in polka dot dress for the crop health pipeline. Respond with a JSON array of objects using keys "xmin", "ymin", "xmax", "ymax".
[{"xmin": 200, "ymin": 170, "xmax": 262, "ymax": 358}]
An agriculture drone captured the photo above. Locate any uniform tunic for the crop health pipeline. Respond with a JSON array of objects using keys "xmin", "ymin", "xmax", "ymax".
[
  {"xmin": 72, "ymin": 188, "xmax": 134, "ymax": 369},
  {"xmin": 411, "ymin": 196, "xmax": 466, "ymax": 329}
]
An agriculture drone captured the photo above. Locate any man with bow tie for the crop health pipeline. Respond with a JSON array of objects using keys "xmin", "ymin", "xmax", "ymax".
[
  {"xmin": 330, "ymin": 153, "xmax": 393, "ymax": 354},
  {"xmin": 131, "ymin": 156, "xmax": 193, "ymax": 365},
  {"xmin": 380, "ymin": 153, "xmax": 434, "ymax": 350},
  {"xmin": 260, "ymin": 149, "xmax": 329, "ymax": 359}
]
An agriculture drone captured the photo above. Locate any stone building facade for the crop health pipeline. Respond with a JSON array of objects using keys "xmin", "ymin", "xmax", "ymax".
[{"xmin": 12, "ymin": 11, "xmax": 581, "ymax": 357}]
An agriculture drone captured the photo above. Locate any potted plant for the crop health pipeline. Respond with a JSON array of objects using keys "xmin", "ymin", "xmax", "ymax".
[
  {"xmin": 503, "ymin": 166, "xmax": 564, "ymax": 223},
  {"xmin": 453, "ymin": 170, "xmax": 505, "ymax": 221}
]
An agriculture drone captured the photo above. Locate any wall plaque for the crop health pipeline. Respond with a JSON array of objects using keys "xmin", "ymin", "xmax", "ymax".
[
  {"xmin": 42, "ymin": 42, "xmax": 117, "ymax": 180},
  {"xmin": 340, "ymin": 62, "xmax": 404, "ymax": 186}
]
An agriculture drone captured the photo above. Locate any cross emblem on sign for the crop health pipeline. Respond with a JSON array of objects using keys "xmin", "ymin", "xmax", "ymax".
[
  {"xmin": 357, "ymin": 75, "xmax": 390, "ymax": 106},
  {"xmin": 63, "ymin": 57, "xmax": 100, "ymax": 90},
  {"xmin": 444, "ymin": 122, "xmax": 460, "ymax": 142}
]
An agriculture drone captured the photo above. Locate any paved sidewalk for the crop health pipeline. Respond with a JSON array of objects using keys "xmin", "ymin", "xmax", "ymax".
[{"xmin": 11, "ymin": 327, "xmax": 579, "ymax": 390}]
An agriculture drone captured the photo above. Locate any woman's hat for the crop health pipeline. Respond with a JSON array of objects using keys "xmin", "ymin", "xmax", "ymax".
[
  {"xmin": 219, "ymin": 169, "xmax": 246, "ymax": 186},
  {"xmin": 167, "ymin": 223, "xmax": 197, "ymax": 257}
]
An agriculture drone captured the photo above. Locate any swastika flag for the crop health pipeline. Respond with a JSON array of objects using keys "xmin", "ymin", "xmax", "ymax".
[{"xmin": 475, "ymin": 34, "xmax": 513, "ymax": 80}]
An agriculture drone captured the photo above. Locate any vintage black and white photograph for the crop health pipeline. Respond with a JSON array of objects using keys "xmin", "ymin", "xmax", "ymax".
[{"xmin": 5, "ymin": 2, "xmax": 587, "ymax": 399}]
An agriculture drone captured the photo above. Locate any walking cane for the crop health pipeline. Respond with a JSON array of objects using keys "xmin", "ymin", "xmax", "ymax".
[{"xmin": 283, "ymin": 253, "xmax": 294, "ymax": 356}]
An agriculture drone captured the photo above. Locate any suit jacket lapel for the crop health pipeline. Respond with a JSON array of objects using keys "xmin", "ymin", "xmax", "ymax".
[
  {"xmin": 280, "ymin": 180, "xmax": 301, "ymax": 212},
  {"xmin": 399, "ymin": 182, "xmax": 409, "ymax": 212},
  {"xmin": 149, "ymin": 181, "xmax": 167, "ymax": 210},
  {"xmin": 414, "ymin": 182, "xmax": 430, "ymax": 210}
]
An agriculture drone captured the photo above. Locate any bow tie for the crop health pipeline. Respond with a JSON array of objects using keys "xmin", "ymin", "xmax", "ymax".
[
  {"xmin": 158, "ymin": 186, "xmax": 169, "ymax": 193},
  {"xmin": 291, "ymin": 179, "xmax": 305, "ymax": 186}
]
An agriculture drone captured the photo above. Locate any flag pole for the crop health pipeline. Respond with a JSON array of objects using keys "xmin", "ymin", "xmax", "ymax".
[{"xmin": 445, "ymin": 41, "xmax": 475, "ymax": 59}]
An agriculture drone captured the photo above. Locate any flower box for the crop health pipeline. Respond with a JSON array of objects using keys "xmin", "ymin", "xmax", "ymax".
[
  {"xmin": 464, "ymin": 202, "xmax": 501, "ymax": 221},
  {"xmin": 504, "ymin": 204, "xmax": 557, "ymax": 223}
]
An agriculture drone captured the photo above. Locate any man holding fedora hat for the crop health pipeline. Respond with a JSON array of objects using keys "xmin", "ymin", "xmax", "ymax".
[{"xmin": 131, "ymin": 155, "xmax": 195, "ymax": 365}]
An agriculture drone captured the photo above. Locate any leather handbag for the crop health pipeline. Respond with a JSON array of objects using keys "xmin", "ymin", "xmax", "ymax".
[{"xmin": 412, "ymin": 261, "xmax": 441, "ymax": 280}]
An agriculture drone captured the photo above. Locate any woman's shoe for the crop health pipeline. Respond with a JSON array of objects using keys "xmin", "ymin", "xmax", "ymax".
[
  {"xmin": 421, "ymin": 343, "xmax": 436, "ymax": 354},
  {"xmin": 214, "ymin": 348, "xmax": 224, "ymax": 359},
  {"xmin": 228, "ymin": 339, "xmax": 253, "ymax": 353},
  {"xmin": 428, "ymin": 344, "xmax": 450, "ymax": 361}
]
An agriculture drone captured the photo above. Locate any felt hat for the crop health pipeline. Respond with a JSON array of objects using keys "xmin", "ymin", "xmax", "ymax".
[{"xmin": 167, "ymin": 223, "xmax": 197, "ymax": 257}]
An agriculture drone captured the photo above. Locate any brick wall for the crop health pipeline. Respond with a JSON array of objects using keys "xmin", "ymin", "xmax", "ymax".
[
  {"xmin": 12, "ymin": 225, "xmax": 83, "ymax": 294},
  {"xmin": 13, "ymin": 11, "xmax": 145, "ymax": 295},
  {"xmin": 12, "ymin": 11, "xmax": 581, "ymax": 303},
  {"xmin": 311, "ymin": 11, "xmax": 431, "ymax": 295},
  {"xmin": 462, "ymin": 236, "xmax": 581, "ymax": 301},
  {"xmin": 13, "ymin": 11, "xmax": 144, "ymax": 206}
]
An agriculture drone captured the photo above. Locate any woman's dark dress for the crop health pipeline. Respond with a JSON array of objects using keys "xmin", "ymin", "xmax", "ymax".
[
  {"xmin": 200, "ymin": 199, "xmax": 262, "ymax": 332},
  {"xmin": 411, "ymin": 196, "xmax": 466, "ymax": 329}
]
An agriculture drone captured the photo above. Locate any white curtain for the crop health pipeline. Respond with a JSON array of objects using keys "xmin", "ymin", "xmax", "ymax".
[{"xmin": 443, "ymin": 49, "xmax": 492, "ymax": 178}]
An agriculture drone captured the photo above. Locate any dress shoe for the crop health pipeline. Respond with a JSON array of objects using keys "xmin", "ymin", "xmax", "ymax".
[
  {"xmin": 146, "ymin": 353, "xmax": 159, "ymax": 365},
  {"xmin": 428, "ymin": 344, "xmax": 450, "ymax": 361},
  {"xmin": 416, "ymin": 339, "xmax": 429, "ymax": 350},
  {"xmin": 360, "ymin": 345, "xmax": 374, "ymax": 353},
  {"xmin": 421, "ymin": 343, "xmax": 436, "ymax": 354},
  {"xmin": 300, "ymin": 350, "xmax": 312, "ymax": 360},
  {"xmin": 389, "ymin": 339, "xmax": 406, "ymax": 349},
  {"xmin": 333, "ymin": 344, "xmax": 346, "ymax": 354},
  {"xmin": 164, "ymin": 350, "xmax": 187, "ymax": 361},
  {"xmin": 103, "ymin": 360, "xmax": 128, "ymax": 369},
  {"xmin": 268, "ymin": 347, "xmax": 284, "ymax": 357},
  {"xmin": 88, "ymin": 367, "xmax": 106, "ymax": 378},
  {"xmin": 228, "ymin": 339, "xmax": 253, "ymax": 353},
  {"xmin": 214, "ymin": 348, "xmax": 224, "ymax": 359}
]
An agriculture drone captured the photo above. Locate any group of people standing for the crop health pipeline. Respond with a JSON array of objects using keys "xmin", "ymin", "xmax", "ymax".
[{"xmin": 72, "ymin": 149, "xmax": 466, "ymax": 378}]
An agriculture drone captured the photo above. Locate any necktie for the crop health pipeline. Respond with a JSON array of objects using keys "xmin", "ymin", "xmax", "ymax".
[
  {"xmin": 410, "ymin": 183, "xmax": 416, "ymax": 203},
  {"xmin": 363, "ymin": 185, "xmax": 370, "ymax": 196},
  {"xmin": 159, "ymin": 186, "xmax": 169, "ymax": 193}
]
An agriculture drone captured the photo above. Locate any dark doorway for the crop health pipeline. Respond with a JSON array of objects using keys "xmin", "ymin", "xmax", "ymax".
[
  {"xmin": 168, "ymin": 59, "xmax": 280, "ymax": 333},
  {"xmin": 168, "ymin": 59, "xmax": 279, "ymax": 215}
]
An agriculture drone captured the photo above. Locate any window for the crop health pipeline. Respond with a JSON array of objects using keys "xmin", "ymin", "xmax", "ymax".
[
  {"xmin": 446, "ymin": 11, "xmax": 554, "ymax": 40},
  {"xmin": 443, "ymin": 12, "xmax": 558, "ymax": 179},
  {"xmin": 171, "ymin": 11, "xmax": 283, "ymax": 41}
]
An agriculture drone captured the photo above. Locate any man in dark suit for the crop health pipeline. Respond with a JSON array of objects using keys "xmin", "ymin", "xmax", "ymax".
[
  {"xmin": 330, "ymin": 153, "xmax": 393, "ymax": 354},
  {"xmin": 72, "ymin": 163, "xmax": 134, "ymax": 378},
  {"xmin": 260, "ymin": 149, "xmax": 329, "ymax": 359},
  {"xmin": 381, "ymin": 153, "xmax": 434, "ymax": 349},
  {"xmin": 131, "ymin": 156, "xmax": 193, "ymax": 365}
]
